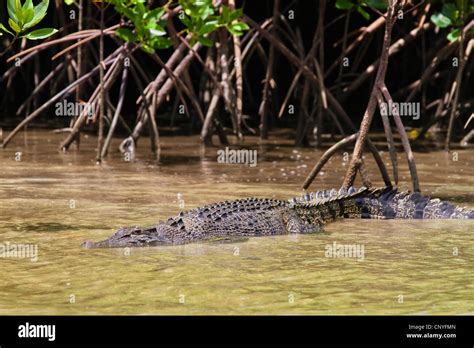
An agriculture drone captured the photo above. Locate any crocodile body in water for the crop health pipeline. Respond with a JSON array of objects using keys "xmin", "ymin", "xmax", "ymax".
[{"xmin": 82, "ymin": 186, "xmax": 474, "ymax": 248}]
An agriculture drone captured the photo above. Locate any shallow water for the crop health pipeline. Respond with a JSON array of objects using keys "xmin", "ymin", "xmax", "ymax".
[{"xmin": 0, "ymin": 130, "xmax": 473, "ymax": 315}]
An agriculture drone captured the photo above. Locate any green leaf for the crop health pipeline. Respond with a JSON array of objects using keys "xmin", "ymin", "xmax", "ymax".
[
  {"xmin": 441, "ymin": 3, "xmax": 458, "ymax": 22},
  {"xmin": 222, "ymin": 6, "xmax": 230, "ymax": 22},
  {"xmin": 8, "ymin": 18, "xmax": 22, "ymax": 33},
  {"xmin": 15, "ymin": 0, "xmax": 24, "ymax": 26},
  {"xmin": 150, "ymin": 36, "xmax": 172, "ymax": 49},
  {"xmin": 430, "ymin": 13, "xmax": 452, "ymax": 28},
  {"xmin": 115, "ymin": 28, "xmax": 137, "ymax": 43},
  {"xmin": 148, "ymin": 25, "xmax": 167, "ymax": 38},
  {"xmin": 365, "ymin": 0, "xmax": 387, "ymax": 10},
  {"xmin": 336, "ymin": 0, "xmax": 354, "ymax": 10},
  {"xmin": 228, "ymin": 8, "xmax": 243, "ymax": 22},
  {"xmin": 7, "ymin": 0, "xmax": 19, "ymax": 24},
  {"xmin": 22, "ymin": 27, "xmax": 57, "ymax": 39},
  {"xmin": 198, "ymin": 36, "xmax": 213, "ymax": 47},
  {"xmin": 198, "ymin": 21, "xmax": 219, "ymax": 35},
  {"xmin": 23, "ymin": 0, "xmax": 34, "ymax": 12},
  {"xmin": 356, "ymin": 5, "xmax": 370, "ymax": 20},
  {"xmin": 141, "ymin": 44, "xmax": 155, "ymax": 54},
  {"xmin": 23, "ymin": 8, "xmax": 35, "ymax": 25},
  {"xmin": 180, "ymin": 15, "xmax": 192, "ymax": 29},
  {"xmin": 0, "ymin": 22, "xmax": 14, "ymax": 36},
  {"xmin": 231, "ymin": 21, "xmax": 249, "ymax": 32},
  {"xmin": 64, "ymin": 0, "xmax": 75, "ymax": 5},
  {"xmin": 144, "ymin": 7, "xmax": 165, "ymax": 21},
  {"xmin": 447, "ymin": 28, "xmax": 461, "ymax": 42},
  {"xmin": 227, "ymin": 21, "xmax": 249, "ymax": 36},
  {"xmin": 199, "ymin": 6, "xmax": 214, "ymax": 20},
  {"xmin": 227, "ymin": 27, "xmax": 241, "ymax": 36},
  {"xmin": 24, "ymin": 0, "xmax": 50, "ymax": 30}
]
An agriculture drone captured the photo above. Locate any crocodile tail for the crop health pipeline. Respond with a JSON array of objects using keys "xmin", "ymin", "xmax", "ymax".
[
  {"xmin": 296, "ymin": 187, "xmax": 473, "ymax": 220},
  {"xmin": 349, "ymin": 188, "xmax": 474, "ymax": 219}
]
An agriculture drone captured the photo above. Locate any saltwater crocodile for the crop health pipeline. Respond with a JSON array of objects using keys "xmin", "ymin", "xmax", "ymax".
[{"xmin": 82, "ymin": 186, "xmax": 473, "ymax": 248}]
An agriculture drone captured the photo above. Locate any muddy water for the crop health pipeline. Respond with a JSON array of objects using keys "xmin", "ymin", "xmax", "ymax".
[{"xmin": 0, "ymin": 130, "xmax": 473, "ymax": 315}]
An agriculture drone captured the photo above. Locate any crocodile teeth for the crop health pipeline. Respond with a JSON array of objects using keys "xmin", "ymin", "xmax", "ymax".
[
  {"xmin": 303, "ymin": 193, "xmax": 311, "ymax": 201},
  {"xmin": 358, "ymin": 186, "xmax": 367, "ymax": 192},
  {"xmin": 348, "ymin": 186, "xmax": 356, "ymax": 194},
  {"xmin": 329, "ymin": 189, "xmax": 337, "ymax": 197}
]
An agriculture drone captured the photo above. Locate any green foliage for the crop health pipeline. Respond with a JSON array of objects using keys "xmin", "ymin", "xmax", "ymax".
[
  {"xmin": 335, "ymin": 0, "xmax": 387, "ymax": 20},
  {"xmin": 179, "ymin": 0, "xmax": 248, "ymax": 46},
  {"xmin": 106, "ymin": 0, "xmax": 172, "ymax": 53},
  {"xmin": 106, "ymin": 0, "xmax": 248, "ymax": 53},
  {"xmin": 0, "ymin": 0, "xmax": 57, "ymax": 39},
  {"xmin": 430, "ymin": 1, "xmax": 474, "ymax": 42},
  {"xmin": 335, "ymin": 0, "xmax": 473, "ymax": 42}
]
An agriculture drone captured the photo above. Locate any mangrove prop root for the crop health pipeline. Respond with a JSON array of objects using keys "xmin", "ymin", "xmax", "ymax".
[
  {"xmin": 380, "ymin": 83, "xmax": 420, "ymax": 193},
  {"xmin": 302, "ymin": 133, "xmax": 359, "ymax": 190},
  {"xmin": 342, "ymin": 0, "xmax": 397, "ymax": 190}
]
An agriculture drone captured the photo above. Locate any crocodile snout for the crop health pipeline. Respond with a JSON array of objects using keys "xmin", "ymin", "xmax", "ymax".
[{"xmin": 81, "ymin": 241, "xmax": 96, "ymax": 249}]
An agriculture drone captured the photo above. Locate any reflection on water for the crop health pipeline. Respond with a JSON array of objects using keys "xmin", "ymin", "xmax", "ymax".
[{"xmin": 0, "ymin": 130, "xmax": 473, "ymax": 314}]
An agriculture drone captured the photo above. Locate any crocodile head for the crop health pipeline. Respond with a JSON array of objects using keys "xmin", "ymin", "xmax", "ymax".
[{"xmin": 82, "ymin": 223, "xmax": 178, "ymax": 248}]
